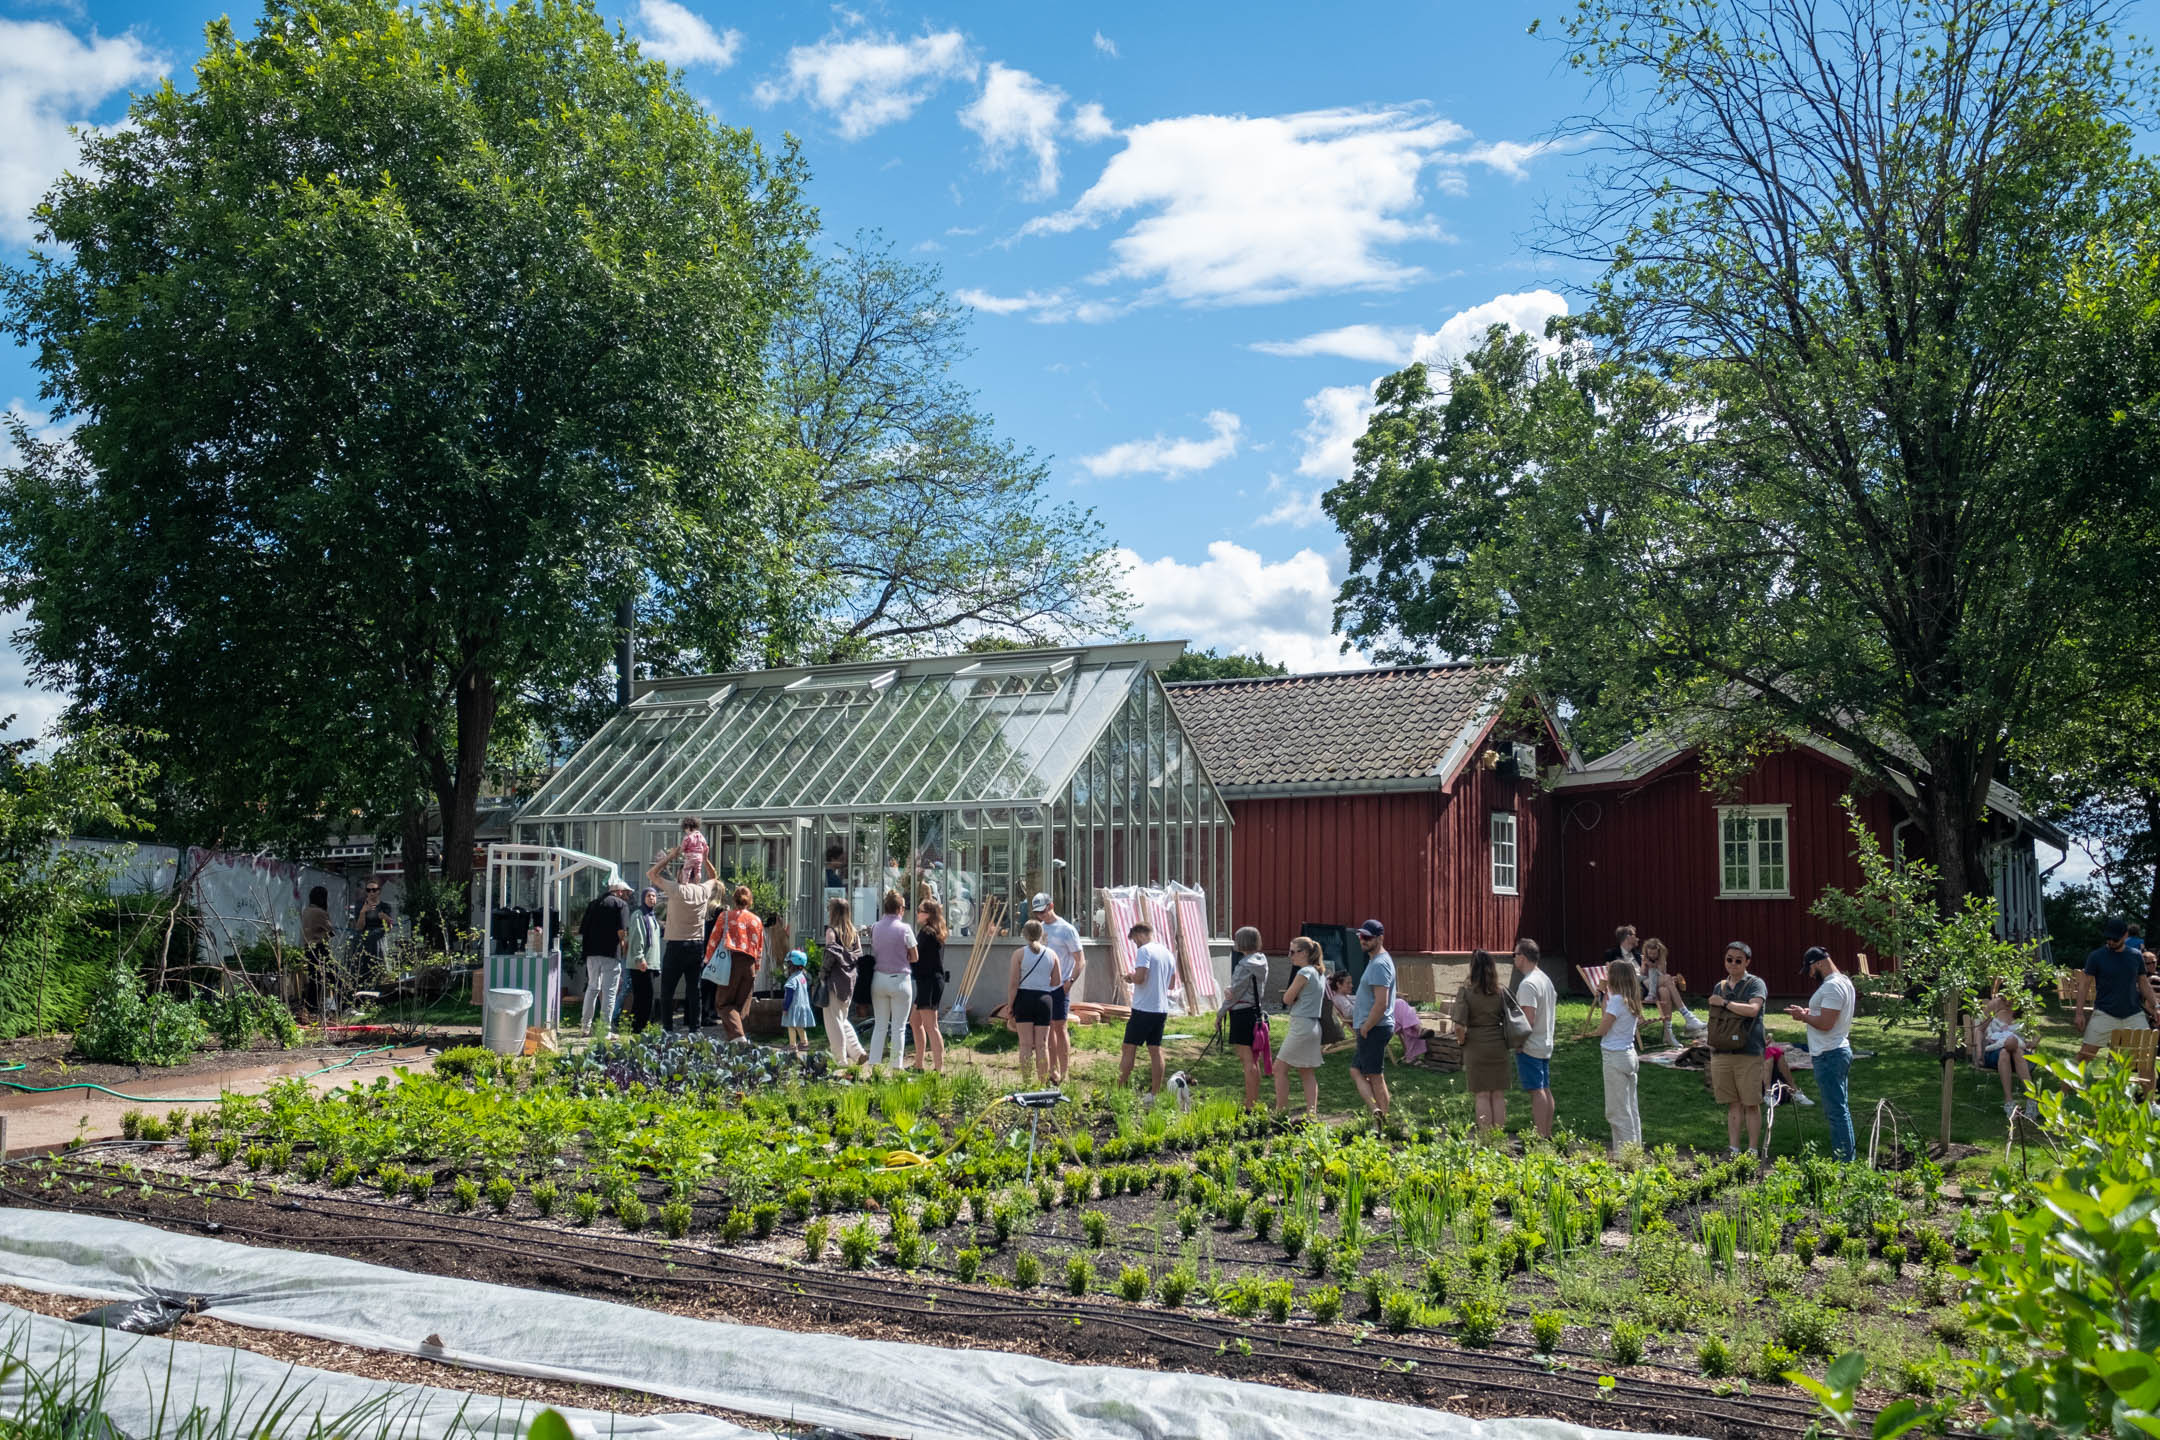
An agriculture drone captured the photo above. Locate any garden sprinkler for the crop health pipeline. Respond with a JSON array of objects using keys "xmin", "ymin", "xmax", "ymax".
[{"xmin": 1008, "ymin": 1088, "xmax": 1066, "ymax": 1182}]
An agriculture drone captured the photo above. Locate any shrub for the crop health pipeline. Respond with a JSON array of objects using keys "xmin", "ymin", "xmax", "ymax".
[
  {"xmin": 1118, "ymin": 1264, "xmax": 1150, "ymax": 1302},
  {"xmin": 301, "ymin": 1150, "xmax": 330, "ymax": 1182},
  {"xmin": 1263, "ymin": 1280, "xmax": 1294, "ymax": 1324},
  {"xmin": 1751, "ymin": 1340, "xmax": 1799, "ymax": 1383},
  {"xmin": 197, "ymin": 988, "xmax": 300, "ymax": 1052},
  {"xmin": 1280, "ymin": 1218, "xmax": 1307, "ymax": 1260},
  {"xmin": 1362, "ymin": 1270, "xmax": 1390, "ymax": 1320},
  {"xmin": 1157, "ymin": 1264, "xmax": 1194, "ymax": 1308},
  {"xmin": 721, "ymin": 1208, "xmax": 753, "ymax": 1245},
  {"xmin": 486, "ymin": 1176, "xmax": 515, "ymax": 1213},
  {"xmin": 571, "ymin": 1191, "xmax": 601, "ymax": 1225},
  {"xmin": 451, "ymin": 1176, "xmax": 480, "ymax": 1213},
  {"xmin": 1793, "ymin": 1231, "xmax": 1819, "ymax": 1266},
  {"xmin": 1610, "ymin": 1319, "xmax": 1645, "ymax": 1366},
  {"xmin": 1065, "ymin": 1255, "xmax": 1092, "ymax": 1296},
  {"xmin": 1308, "ymin": 1284, "xmax": 1343, "ymax": 1324},
  {"xmin": 244, "ymin": 1145, "xmax": 268, "ymax": 1173},
  {"xmin": 1532, "ymin": 1312, "xmax": 1565, "ymax": 1354},
  {"xmin": 660, "ymin": 1201, "xmax": 692, "ymax": 1239},
  {"xmin": 1034, "ymin": 1179, "xmax": 1055, "ymax": 1211},
  {"xmin": 1158, "ymin": 1168, "xmax": 1183, "ymax": 1200},
  {"xmin": 952, "ymin": 1246, "xmax": 982, "ymax": 1283},
  {"xmin": 1380, "ymin": 1289, "xmax": 1421, "ymax": 1333},
  {"xmin": 214, "ymin": 1136, "xmax": 241, "ymax": 1167},
  {"xmin": 1012, "ymin": 1252, "xmax": 1042, "ymax": 1289},
  {"xmin": 1838, "ymin": 1237, "xmax": 1869, "ymax": 1268},
  {"xmin": 839, "ymin": 1220, "xmax": 877, "ymax": 1269},
  {"xmin": 531, "ymin": 1180, "xmax": 560, "ymax": 1216},
  {"xmin": 1898, "ymin": 1357, "xmax": 1939, "ymax": 1396},
  {"xmin": 185, "ymin": 1129, "xmax": 210, "ymax": 1160},
  {"xmin": 1061, "ymin": 1169, "xmax": 1091, "ymax": 1207},
  {"xmin": 992, "ymin": 1204, "xmax": 1019, "ymax": 1245},
  {"xmin": 1880, "ymin": 1241, "xmax": 1908, "ymax": 1268},
  {"xmin": 329, "ymin": 1159, "xmax": 359, "ymax": 1189},
  {"xmin": 1081, "ymin": 1209, "xmax": 1109, "ymax": 1248},
  {"xmin": 1176, "ymin": 1204, "xmax": 1202, "ymax": 1238},
  {"xmin": 1919, "ymin": 1229, "xmax": 1954, "ymax": 1267},
  {"xmin": 1457, "ymin": 1293, "xmax": 1504, "ymax": 1347},
  {"xmin": 1249, "ymin": 1202, "xmax": 1275, "ymax": 1241},
  {"xmin": 1776, "ymin": 1300, "xmax": 1837, "ymax": 1358},
  {"xmin": 1220, "ymin": 1192, "xmax": 1250, "ymax": 1228},
  {"xmin": 375, "ymin": 1165, "xmax": 405, "ymax": 1199},
  {"xmin": 1698, "ymin": 1335, "xmax": 1734, "ymax": 1379},
  {"xmin": 751, "ymin": 1201, "xmax": 781, "ymax": 1239},
  {"xmin": 120, "ymin": 1110, "xmax": 143, "ymax": 1140},
  {"xmin": 615, "ymin": 1194, "xmax": 648, "ymax": 1232},
  {"xmin": 804, "ymin": 1217, "xmax": 831, "ymax": 1263},
  {"xmin": 77, "ymin": 964, "xmax": 208, "ymax": 1066}
]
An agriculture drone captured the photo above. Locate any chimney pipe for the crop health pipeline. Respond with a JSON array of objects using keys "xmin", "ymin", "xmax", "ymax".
[{"xmin": 615, "ymin": 597, "xmax": 636, "ymax": 710}]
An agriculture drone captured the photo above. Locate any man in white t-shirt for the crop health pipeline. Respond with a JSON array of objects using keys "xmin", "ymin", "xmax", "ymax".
[
  {"xmin": 1511, "ymin": 938, "xmax": 1558, "ymax": 1138},
  {"xmin": 1784, "ymin": 946, "xmax": 1856, "ymax": 1161},
  {"xmin": 1118, "ymin": 920, "xmax": 1178, "ymax": 1094},
  {"xmin": 1030, "ymin": 893, "xmax": 1085, "ymax": 1085}
]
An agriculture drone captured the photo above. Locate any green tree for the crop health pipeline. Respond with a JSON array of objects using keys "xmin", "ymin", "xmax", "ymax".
[
  {"xmin": 1329, "ymin": 0, "xmax": 2160, "ymax": 908},
  {"xmin": 1, "ymin": 0, "xmax": 812, "ymax": 910},
  {"xmin": 1159, "ymin": 648, "xmax": 1290, "ymax": 683}
]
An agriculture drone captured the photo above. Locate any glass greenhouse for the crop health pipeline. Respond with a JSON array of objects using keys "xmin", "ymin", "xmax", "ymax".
[{"xmin": 515, "ymin": 642, "xmax": 1231, "ymax": 941}]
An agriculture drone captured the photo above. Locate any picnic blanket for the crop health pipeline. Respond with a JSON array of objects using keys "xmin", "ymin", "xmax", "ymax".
[{"xmin": 1641, "ymin": 1045, "xmax": 1875, "ymax": 1069}]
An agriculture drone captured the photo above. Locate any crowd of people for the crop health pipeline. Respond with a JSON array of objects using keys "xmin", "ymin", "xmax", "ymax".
[{"xmin": 574, "ymin": 841, "xmax": 2155, "ymax": 1158}]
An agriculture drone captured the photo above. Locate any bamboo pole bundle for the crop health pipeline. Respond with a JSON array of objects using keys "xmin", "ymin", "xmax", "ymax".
[{"xmin": 957, "ymin": 895, "xmax": 1006, "ymax": 1002}]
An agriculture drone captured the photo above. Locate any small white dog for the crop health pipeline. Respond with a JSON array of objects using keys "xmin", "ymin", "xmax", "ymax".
[{"xmin": 1164, "ymin": 1071, "xmax": 1195, "ymax": 1113}]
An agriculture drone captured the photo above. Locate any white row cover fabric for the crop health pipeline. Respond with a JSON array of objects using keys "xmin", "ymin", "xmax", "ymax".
[
  {"xmin": 0, "ymin": 1210, "xmax": 1667, "ymax": 1440},
  {"xmin": 0, "ymin": 1301, "xmax": 753, "ymax": 1440}
]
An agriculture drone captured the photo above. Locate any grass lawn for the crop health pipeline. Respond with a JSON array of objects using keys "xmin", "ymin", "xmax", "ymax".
[{"xmin": 951, "ymin": 994, "xmax": 2083, "ymax": 1164}]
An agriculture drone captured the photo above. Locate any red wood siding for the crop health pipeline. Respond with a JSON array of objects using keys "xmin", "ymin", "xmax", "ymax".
[
  {"xmin": 1228, "ymin": 791, "xmax": 1443, "ymax": 953},
  {"xmin": 1431, "ymin": 752, "xmax": 1560, "ymax": 953},
  {"xmin": 1558, "ymin": 748, "xmax": 1895, "ymax": 994}
]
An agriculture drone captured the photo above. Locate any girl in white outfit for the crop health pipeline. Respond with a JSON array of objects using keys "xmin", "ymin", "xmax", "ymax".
[{"xmin": 1599, "ymin": 956, "xmax": 1645, "ymax": 1153}]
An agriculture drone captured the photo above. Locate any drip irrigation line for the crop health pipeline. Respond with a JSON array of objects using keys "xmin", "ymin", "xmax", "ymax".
[
  {"xmin": 7, "ymin": 1163, "xmax": 1909, "ymax": 1437},
  {"xmin": 0, "ymin": 1046, "xmax": 400, "ymax": 1105}
]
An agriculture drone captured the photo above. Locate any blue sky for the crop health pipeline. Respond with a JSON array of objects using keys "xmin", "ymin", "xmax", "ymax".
[{"xmin": 0, "ymin": 0, "xmax": 1591, "ymax": 733}]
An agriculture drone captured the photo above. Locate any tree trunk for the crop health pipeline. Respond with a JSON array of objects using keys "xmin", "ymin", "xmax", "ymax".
[
  {"xmin": 1939, "ymin": 987, "xmax": 1958, "ymax": 1152},
  {"xmin": 2144, "ymin": 790, "xmax": 2160, "ymax": 941},
  {"xmin": 400, "ymin": 807, "xmax": 431, "ymax": 898},
  {"xmin": 1920, "ymin": 741, "xmax": 1996, "ymax": 917}
]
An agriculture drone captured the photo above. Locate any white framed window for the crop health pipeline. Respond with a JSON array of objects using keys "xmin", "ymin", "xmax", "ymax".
[
  {"xmin": 1490, "ymin": 811, "xmax": 1519, "ymax": 895},
  {"xmin": 1719, "ymin": 805, "xmax": 1790, "ymax": 898}
]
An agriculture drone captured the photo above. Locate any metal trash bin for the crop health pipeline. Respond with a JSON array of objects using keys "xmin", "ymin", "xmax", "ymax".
[{"xmin": 482, "ymin": 988, "xmax": 533, "ymax": 1056}]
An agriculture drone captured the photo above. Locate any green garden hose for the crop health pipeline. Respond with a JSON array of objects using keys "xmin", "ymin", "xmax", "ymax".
[{"xmin": 0, "ymin": 1045, "xmax": 400, "ymax": 1105}]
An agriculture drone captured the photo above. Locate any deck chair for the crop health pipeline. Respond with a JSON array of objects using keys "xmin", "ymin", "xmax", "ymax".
[
  {"xmin": 1575, "ymin": 964, "xmax": 1609, "ymax": 1038},
  {"xmin": 2108, "ymin": 1028, "xmax": 2158, "ymax": 1090},
  {"xmin": 2056, "ymin": 970, "xmax": 2082, "ymax": 1005}
]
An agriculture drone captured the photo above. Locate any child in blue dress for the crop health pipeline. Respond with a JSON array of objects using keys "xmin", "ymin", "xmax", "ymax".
[{"xmin": 781, "ymin": 950, "xmax": 815, "ymax": 1053}]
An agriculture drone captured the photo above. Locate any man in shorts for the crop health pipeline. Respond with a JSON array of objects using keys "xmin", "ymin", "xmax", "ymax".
[
  {"xmin": 1511, "ymin": 938, "xmax": 1557, "ymax": 1138},
  {"xmin": 1707, "ymin": 941, "xmax": 1770, "ymax": 1158},
  {"xmin": 1352, "ymin": 919, "xmax": 1396, "ymax": 1122},
  {"xmin": 1030, "ymin": 893, "xmax": 1085, "ymax": 1085},
  {"xmin": 1117, "ymin": 920, "xmax": 1177, "ymax": 1093},
  {"xmin": 2076, "ymin": 916, "xmax": 2157, "ymax": 1060}
]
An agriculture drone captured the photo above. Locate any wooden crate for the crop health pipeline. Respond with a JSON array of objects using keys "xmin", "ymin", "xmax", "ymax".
[{"xmin": 1395, "ymin": 959, "xmax": 1438, "ymax": 1004}]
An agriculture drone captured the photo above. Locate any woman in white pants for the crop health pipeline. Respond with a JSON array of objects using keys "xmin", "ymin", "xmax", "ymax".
[
  {"xmin": 819, "ymin": 897, "xmax": 867, "ymax": 1065},
  {"xmin": 866, "ymin": 889, "xmax": 918, "ymax": 1070},
  {"xmin": 1598, "ymin": 956, "xmax": 1645, "ymax": 1153}
]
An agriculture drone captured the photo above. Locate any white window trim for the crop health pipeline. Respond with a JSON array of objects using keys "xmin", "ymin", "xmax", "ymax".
[
  {"xmin": 1490, "ymin": 810, "xmax": 1519, "ymax": 896},
  {"xmin": 1718, "ymin": 804, "xmax": 1791, "ymax": 899}
]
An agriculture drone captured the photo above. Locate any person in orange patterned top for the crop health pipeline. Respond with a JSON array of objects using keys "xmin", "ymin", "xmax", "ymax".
[{"xmin": 703, "ymin": 885, "xmax": 764, "ymax": 1039}]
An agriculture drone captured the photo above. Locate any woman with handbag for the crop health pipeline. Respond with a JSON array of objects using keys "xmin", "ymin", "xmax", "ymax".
[
  {"xmin": 819, "ymin": 898, "xmax": 867, "ymax": 1065},
  {"xmin": 1450, "ymin": 949, "xmax": 1516, "ymax": 1131},
  {"xmin": 1222, "ymin": 927, "xmax": 1271, "ymax": 1111}
]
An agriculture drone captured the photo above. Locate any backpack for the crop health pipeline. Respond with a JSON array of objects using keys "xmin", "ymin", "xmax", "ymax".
[{"xmin": 1708, "ymin": 979, "xmax": 1756, "ymax": 1052}]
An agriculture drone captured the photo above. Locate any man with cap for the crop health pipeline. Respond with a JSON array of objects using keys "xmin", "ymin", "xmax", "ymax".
[
  {"xmin": 2076, "ymin": 917, "xmax": 2156, "ymax": 1061},
  {"xmin": 1029, "ymin": 892, "xmax": 1085, "ymax": 1086},
  {"xmin": 1117, "ymin": 919, "xmax": 1179, "ymax": 1093},
  {"xmin": 1784, "ymin": 947, "xmax": 1856, "ymax": 1162},
  {"xmin": 577, "ymin": 878, "xmax": 632, "ymax": 1041},
  {"xmin": 1351, "ymin": 919, "xmax": 1396, "ymax": 1122}
]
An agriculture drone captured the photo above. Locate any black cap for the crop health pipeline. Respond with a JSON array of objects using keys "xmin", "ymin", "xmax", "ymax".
[
  {"xmin": 1802, "ymin": 946, "xmax": 1830, "ymax": 967},
  {"xmin": 2103, "ymin": 916, "xmax": 2130, "ymax": 941},
  {"xmin": 1357, "ymin": 919, "xmax": 1385, "ymax": 938}
]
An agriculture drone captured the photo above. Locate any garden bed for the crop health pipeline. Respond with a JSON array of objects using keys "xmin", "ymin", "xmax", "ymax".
[{"xmin": 4, "ymin": 1030, "xmax": 2001, "ymax": 1437}]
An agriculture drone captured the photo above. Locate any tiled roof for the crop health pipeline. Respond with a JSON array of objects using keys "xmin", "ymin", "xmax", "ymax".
[{"xmin": 1165, "ymin": 663, "xmax": 1513, "ymax": 795}]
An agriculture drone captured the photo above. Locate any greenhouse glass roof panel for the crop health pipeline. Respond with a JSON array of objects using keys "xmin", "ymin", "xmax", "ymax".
[{"xmin": 521, "ymin": 643, "xmax": 1185, "ymax": 819}]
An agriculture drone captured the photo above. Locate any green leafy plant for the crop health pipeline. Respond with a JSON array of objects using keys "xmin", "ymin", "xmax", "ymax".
[
  {"xmin": 1065, "ymin": 1255, "xmax": 1092, "ymax": 1296},
  {"xmin": 1610, "ymin": 1319, "xmax": 1645, "ymax": 1366},
  {"xmin": 1532, "ymin": 1312, "xmax": 1565, "ymax": 1354},
  {"xmin": 1177, "ymin": 1203, "xmax": 1202, "ymax": 1238},
  {"xmin": 1794, "ymin": 1231, "xmax": 1820, "ymax": 1266},
  {"xmin": 839, "ymin": 1220, "xmax": 876, "ymax": 1269},
  {"xmin": 451, "ymin": 1176, "xmax": 480, "ymax": 1213},
  {"xmin": 660, "ymin": 1201, "xmax": 692, "ymax": 1239},
  {"xmin": 1081, "ymin": 1209, "xmax": 1109, "ymax": 1247},
  {"xmin": 721, "ymin": 1208, "xmax": 753, "ymax": 1245},
  {"xmin": 1157, "ymin": 1264, "xmax": 1193, "ymax": 1308},
  {"xmin": 77, "ymin": 964, "xmax": 207, "ymax": 1066},
  {"xmin": 1280, "ymin": 1218, "xmax": 1307, "ymax": 1260},
  {"xmin": 530, "ymin": 1180, "xmax": 560, "ymax": 1216},
  {"xmin": 614, "ymin": 1193, "xmax": 648, "ymax": 1232},
  {"xmin": 433, "ymin": 1046, "xmax": 499, "ymax": 1081},
  {"xmin": 1457, "ymin": 1293, "xmax": 1503, "ymax": 1347},
  {"xmin": 1786, "ymin": 1351, "xmax": 1942, "ymax": 1439},
  {"xmin": 1249, "ymin": 1201, "xmax": 1275, "ymax": 1241},
  {"xmin": 486, "ymin": 1175, "xmax": 515, "ymax": 1213},
  {"xmin": 1117, "ymin": 1263, "xmax": 1149, "ymax": 1302},
  {"xmin": 1308, "ymin": 1284, "xmax": 1343, "ymax": 1324},
  {"xmin": 1698, "ymin": 1335, "xmax": 1733, "ymax": 1379},
  {"xmin": 1777, "ymin": 1300, "xmax": 1837, "ymax": 1358},
  {"xmin": 804, "ymin": 1217, "xmax": 831, "ymax": 1263},
  {"xmin": 953, "ymin": 1246, "xmax": 982, "ymax": 1283},
  {"xmin": 1263, "ymin": 1279, "xmax": 1294, "ymax": 1324},
  {"xmin": 571, "ymin": 1191, "xmax": 600, "ymax": 1225},
  {"xmin": 751, "ymin": 1201, "xmax": 781, "ymax": 1239},
  {"xmin": 1012, "ymin": 1251, "xmax": 1041, "ymax": 1290}
]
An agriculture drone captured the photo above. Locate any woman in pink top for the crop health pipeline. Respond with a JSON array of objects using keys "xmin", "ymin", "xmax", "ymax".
[{"xmin": 866, "ymin": 890, "xmax": 918, "ymax": 1071}]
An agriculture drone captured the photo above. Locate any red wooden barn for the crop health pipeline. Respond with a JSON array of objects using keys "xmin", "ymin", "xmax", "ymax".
[
  {"xmin": 1170, "ymin": 665, "xmax": 2062, "ymax": 996},
  {"xmin": 1165, "ymin": 664, "xmax": 1567, "ymax": 958}
]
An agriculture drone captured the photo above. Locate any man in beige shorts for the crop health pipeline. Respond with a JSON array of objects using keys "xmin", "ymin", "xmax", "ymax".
[{"xmin": 1707, "ymin": 941, "xmax": 1770, "ymax": 1159}]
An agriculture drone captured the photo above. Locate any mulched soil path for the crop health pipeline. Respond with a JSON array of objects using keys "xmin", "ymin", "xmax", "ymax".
[
  {"xmin": 3, "ymin": 1162, "xmax": 1900, "ymax": 1440},
  {"xmin": 0, "ymin": 1282, "xmax": 804, "ymax": 1433}
]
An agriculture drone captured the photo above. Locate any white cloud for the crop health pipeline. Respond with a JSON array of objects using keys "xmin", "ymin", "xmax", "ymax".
[
  {"xmin": 634, "ymin": 0, "xmax": 741, "ymax": 70},
  {"xmin": 1257, "ymin": 288, "xmax": 1570, "ymax": 365},
  {"xmin": 0, "ymin": 20, "xmax": 162, "ymax": 247},
  {"xmin": 1093, "ymin": 31, "xmax": 1118, "ymax": 58},
  {"xmin": 1255, "ymin": 475, "xmax": 1328, "ymax": 529},
  {"xmin": 1464, "ymin": 138, "xmax": 1563, "ymax": 178},
  {"xmin": 1296, "ymin": 383, "xmax": 1378, "ymax": 481},
  {"xmin": 1071, "ymin": 101, "xmax": 1114, "ymax": 143},
  {"xmin": 1119, "ymin": 542, "xmax": 1359, "ymax": 673},
  {"xmin": 1025, "ymin": 106, "xmax": 1470, "ymax": 305},
  {"xmin": 755, "ymin": 29, "xmax": 974, "ymax": 140},
  {"xmin": 959, "ymin": 63, "xmax": 1066, "ymax": 198},
  {"xmin": 1079, "ymin": 410, "xmax": 1241, "ymax": 478},
  {"xmin": 952, "ymin": 286, "xmax": 1125, "ymax": 324}
]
